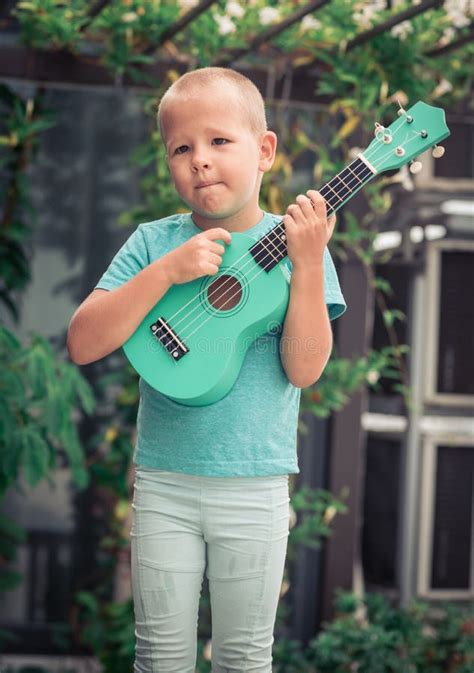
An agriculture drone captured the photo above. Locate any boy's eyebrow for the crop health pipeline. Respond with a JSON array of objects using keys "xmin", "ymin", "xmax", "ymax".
[{"xmin": 166, "ymin": 125, "xmax": 234, "ymax": 142}]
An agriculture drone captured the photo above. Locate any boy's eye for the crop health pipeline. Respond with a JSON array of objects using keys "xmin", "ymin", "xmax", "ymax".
[
  {"xmin": 212, "ymin": 138, "xmax": 228, "ymax": 146},
  {"xmin": 174, "ymin": 145, "xmax": 189, "ymax": 155}
]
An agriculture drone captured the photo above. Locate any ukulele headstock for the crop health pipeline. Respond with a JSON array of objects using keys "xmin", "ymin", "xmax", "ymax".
[{"xmin": 361, "ymin": 101, "xmax": 450, "ymax": 174}]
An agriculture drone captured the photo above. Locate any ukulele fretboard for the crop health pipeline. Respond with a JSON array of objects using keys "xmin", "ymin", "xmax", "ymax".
[{"xmin": 249, "ymin": 156, "xmax": 375, "ymax": 272}]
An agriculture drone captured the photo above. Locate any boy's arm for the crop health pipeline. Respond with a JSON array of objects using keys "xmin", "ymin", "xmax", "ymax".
[
  {"xmin": 67, "ymin": 257, "xmax": 173, "ymax": 365},
  {"xmin": 67, "ymin": 226, "xmax": 231, "ymax": 366},
  {"xmin": 280, "ymin": 263, "xmax": 332, "ymax": 388},
  {"xmin": 279, "ymin": 190, "xmax": 337, "ymax": 388}
]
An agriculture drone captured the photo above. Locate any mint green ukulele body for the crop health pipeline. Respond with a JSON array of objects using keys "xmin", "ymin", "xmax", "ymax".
[
  {"xmin": 123, "ymin": 232, "xmax": 290, "ymax": 406},
  {"xmin": 123, "ymin": 101, "xmax": 450, "ymax": 406}
]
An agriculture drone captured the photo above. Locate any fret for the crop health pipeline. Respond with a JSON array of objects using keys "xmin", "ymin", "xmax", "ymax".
[
  {"xmin": 260, "ymin": 232, "xmax": 282, "ymax": 260},
  {"xmin": 346, "ymin": 163, "xmax": 363, "ymax": 184},
  {"xmin": 336, "ymin": 171, "xmax": 351, "ymax": 190},
  {"xmin": 320, "ymin": 182, "xmax": 343, "ymax": 205},
  {"xmin": 249, "ymin": 222, "xmax": 287, "ymax": 272},
  {"xmin": 351, "ymin": 158, "xmax": 373, "ymax": 181},
  {"xmin": 267, "ymin": 228, "xmax": 286, "ymax": 256},
  {"xmin": 331, "ymin": 174, "xmax": 353, "ymax": 201},
  {"xmin": 339, "ymin": 164, "xmax": 364, "ymax": 188}
]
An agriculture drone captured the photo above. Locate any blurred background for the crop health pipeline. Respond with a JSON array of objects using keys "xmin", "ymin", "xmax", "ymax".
[{"xmin": 0, "ymin": 0, "xmax": 473, "ymax": 671}]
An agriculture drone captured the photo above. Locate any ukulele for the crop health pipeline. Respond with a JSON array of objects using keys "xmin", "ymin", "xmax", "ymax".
[{"xmin": 123, "ymin": 101, "xmax": 450, "ymax": 406}]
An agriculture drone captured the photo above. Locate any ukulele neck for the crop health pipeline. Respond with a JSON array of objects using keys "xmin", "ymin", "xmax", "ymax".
[{"xmin": 249, "ymin": 155, "xmax": 376, "ymax": 272}]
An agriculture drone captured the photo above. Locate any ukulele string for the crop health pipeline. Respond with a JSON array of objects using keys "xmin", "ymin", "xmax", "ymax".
[
  {"xmin": 166, "ymin": 125, "xmax": 420, "ymax": 356},
  {"xmin": 162, "ymin": 114, "xmax": 410, "ymax": 338}
]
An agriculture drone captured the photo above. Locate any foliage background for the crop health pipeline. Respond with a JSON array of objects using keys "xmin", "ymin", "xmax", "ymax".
[{"xmin": 0, "ymin": 0, "xmax": 473, "ymax": 669}]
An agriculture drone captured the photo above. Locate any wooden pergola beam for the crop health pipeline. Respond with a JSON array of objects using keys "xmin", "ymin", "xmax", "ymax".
[
  {"xmin": 0, "ymin": 45, "xmax": 174, "ymax": 89},
  {"xmin": 298, "ymin": 0, "xmax": 443, "ymax": 73},
  {"xmin": 425, "ymin": 23, "xmax": 474, "ymax": 57},
  {"xmin": 345, "ymin": 0, "xmax": 443, "ymax": 51},
  {"xmin": 87, "ymin": 0, "xmax": 112, "ymax": 18},
  {"xmin": 213, "ymin": 0, "xmax": 331, "ymax": 67},
  {"xmin": 0, "ymin": 3, "xmax": 470, "ymax": 96},
  {"xmin": 143, "ymin": 0, "xmax": 218, "ymax": 56},
  {"xmin": 0, "ymin": 44, "xmax": 328, "ymax": 103}
]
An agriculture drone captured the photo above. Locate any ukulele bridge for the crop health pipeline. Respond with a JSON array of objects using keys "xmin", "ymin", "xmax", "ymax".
[{"xmin": 150, "ymin": 317, "xmax": 189, "ymax": 361}]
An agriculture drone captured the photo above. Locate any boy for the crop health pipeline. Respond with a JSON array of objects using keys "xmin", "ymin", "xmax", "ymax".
[{"xmin": 67, "ymin": 67, "xmax": 346, "ymax": 672}]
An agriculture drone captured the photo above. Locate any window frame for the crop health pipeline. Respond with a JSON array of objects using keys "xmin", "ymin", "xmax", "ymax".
[
  {"xmin": 425, "ymin": 239, "xmax": 474, "ymax": 407},
  {"xmin": 417, "ymin": 434, "xmax": 474, "ymax": 600}
]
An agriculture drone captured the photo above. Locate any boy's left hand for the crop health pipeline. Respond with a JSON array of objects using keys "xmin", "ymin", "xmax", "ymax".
[{"xmin": 283, "ymin": 189, "xmax": 336, "ymax": 271}]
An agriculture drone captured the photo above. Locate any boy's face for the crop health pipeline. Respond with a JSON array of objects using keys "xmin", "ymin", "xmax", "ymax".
[{"xmin": 161, "ymin": 89, "xmax": 275, "ymax": 229}]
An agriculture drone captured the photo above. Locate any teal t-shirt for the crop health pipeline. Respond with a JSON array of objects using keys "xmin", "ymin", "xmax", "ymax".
[{"xmin": 95, "ymin": 211, "xmax": 346, "ymax": 477}]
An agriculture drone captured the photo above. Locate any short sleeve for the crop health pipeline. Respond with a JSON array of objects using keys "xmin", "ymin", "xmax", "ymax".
[
  {"xmin": 94, "ymin": 224, "xmax": 150, "ymax": 291},
  {"xmin": 283, "ymin": 246, "xmax": 346, "ymax": 321}
]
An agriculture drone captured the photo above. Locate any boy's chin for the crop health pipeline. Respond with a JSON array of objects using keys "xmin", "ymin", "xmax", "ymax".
[{"xmin": 192, "ymin": 206, "xmax": 235, "ymax": 221}]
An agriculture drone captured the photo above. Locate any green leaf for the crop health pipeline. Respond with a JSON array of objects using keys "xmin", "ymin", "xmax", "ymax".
[
  {"xmin": 20, "ymin": 426, "xmax": 50, "ymax": 487},
  {"xmin": 0, "ymin": 326, "xmax": 22, "ymax": 351},
  {"xmin": 69, "ymin": 365, "xmax": 96, "ymax": 415},
  {"xmin": 1, "ymin": 429, "xmax": 24, "ymax": 481},
  {"xmin": 76, "ymin": 591, "xmax": 99, "ymax": 613}
]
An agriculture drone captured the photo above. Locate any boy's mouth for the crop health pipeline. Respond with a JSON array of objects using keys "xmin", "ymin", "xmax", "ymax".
[{"xmin": 196, "ymin": 181, "xmax": 221, "ymax": 189}]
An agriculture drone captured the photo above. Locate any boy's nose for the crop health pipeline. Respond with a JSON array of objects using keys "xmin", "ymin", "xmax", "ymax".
[{"xmin": 191, "ymin": 150, "xmax": 211, "ymax": 171}]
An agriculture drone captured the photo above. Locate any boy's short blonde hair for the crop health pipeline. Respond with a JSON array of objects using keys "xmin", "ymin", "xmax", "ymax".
[{"xmin": 157, "ymin": 67, "xmax": 267, "ymax": 139}]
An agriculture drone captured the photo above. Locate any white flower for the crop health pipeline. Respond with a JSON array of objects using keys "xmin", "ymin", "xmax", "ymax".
[
  {"xmin": 352, "ymin": 0, "xmax": 385, "ymax": 28},
  {"xmin": 259, "ymin": 7, "xmax": 280, "ymax": 25},
  {"xmin": 353, "ymin": 8, "xmax": 375, "ymax": 28},
  {"xmin": 371, "ymin": 0, "xmax": 387, "ymax": 10},
  {"xmin": 226, "ymin": 1, "xmax": 245, "ymax": 18},
  {"xmin": 348, "ymin": 146, "xmax": 364, "ymax": 160},
  {"xmin": 300, "ymin": 15, "xmax": 322, "ymax": 32},
  {"xmin": 450, "ymin": 12, "xmax": 470, "ymax": 28},
  {"xmin": 438, "ymin": 26, "xmax": 456, "ymax": 45},
  {"xmin": 178, "ymin": 0, "xmax": 198, "ymax": 10},
  {"xmin": 366, "ymin": 370, "xmax": 380, "ymax": 385},
  {"xmin": 444, "ymin": 0, "xmax": 472, "ymax": 28},
  {"xmin": 432, "ymin": 77, "xmax": 453, "ymax": 97},
  {"xmin": 399, "ymin": 164, "xmax": 415, "ymax": 191},
  {"xmin": 122, "ymin": 11, "xmax": 138, "ymax": 22},
  {"xmin": 214, "ymin": 14, "xmax": 236, "ymax": 35},
  {"xmin": 390, "ymin": 20, "xmax": 413, "ymax": 40}
]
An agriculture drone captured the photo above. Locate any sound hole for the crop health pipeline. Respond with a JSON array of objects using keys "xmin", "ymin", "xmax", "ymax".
[{"xmin": 207, "ymin": 274, "xmax": 242, "ymax": 311}]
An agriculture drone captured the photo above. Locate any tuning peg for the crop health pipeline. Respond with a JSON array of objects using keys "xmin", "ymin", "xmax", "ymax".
[
  {"xmin": 432, "ymin": 145, "xmax": 445, "ymax": 158},
  {"xmin": 374, "ymin": 122, "xmax": 384, "ymax": 136},
  {"xmin": 396, "ymin": 98, "xmax": 407, "ymax": 116},
  {"xmin": 409, "ymin": 160, "xmax": 423, "ymax": 174}
]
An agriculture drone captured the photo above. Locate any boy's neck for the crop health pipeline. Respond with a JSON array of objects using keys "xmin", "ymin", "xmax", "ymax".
[{"xmin": 191, "ymin": 206, "xmax": 265, "ymax": 233}]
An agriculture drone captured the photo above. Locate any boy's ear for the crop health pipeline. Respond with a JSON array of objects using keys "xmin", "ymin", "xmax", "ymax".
[{"xmin": 258, "ymin": 131, "xmax": 277, "ymax": 172}]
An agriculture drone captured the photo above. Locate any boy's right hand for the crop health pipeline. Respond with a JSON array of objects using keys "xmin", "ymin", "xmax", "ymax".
[{"xmin": 161, "ymin": 228, "xmax": 232, "ymax": 285}]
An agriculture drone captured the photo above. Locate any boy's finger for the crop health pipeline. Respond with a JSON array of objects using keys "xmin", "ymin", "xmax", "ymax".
[
  {"xmin": 306, "ymin": 190, "xmax": 327, "ymax": 219},
  {"xmin": 295, "ymin": 194, "xmax": 315, "ymax": 218},
  {"xmin": 206, "ymin": 227, "xmax": 232, "ymax": 244}
]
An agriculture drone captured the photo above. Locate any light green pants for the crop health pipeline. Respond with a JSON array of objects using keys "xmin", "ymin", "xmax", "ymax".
[{"xmin": 130, "ymin": 466, "xmax": 290, "ymax": 672}]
